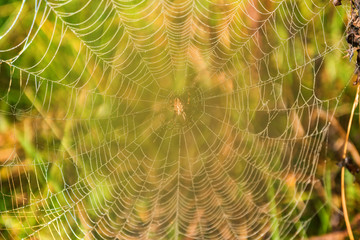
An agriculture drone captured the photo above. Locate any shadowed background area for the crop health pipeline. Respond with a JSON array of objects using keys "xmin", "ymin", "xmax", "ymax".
[{"xmin": 0, "ymin": 0, "xmax": 359, "ymax": 239}]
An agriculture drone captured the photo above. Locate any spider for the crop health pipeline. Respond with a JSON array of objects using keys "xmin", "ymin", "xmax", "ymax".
[{"xmin": 173, "ymin": 97, "xmax": 186, "ymax": 120}]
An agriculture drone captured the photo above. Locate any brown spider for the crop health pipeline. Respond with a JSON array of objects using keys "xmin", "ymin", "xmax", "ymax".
[{"xmin": 173, "ymin": 97, "xmax": 186, "ymax": 120}]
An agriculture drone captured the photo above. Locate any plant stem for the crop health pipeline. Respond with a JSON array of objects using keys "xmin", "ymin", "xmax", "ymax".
[
  {"xmin": 341, "ymin": 167, "xmax": 354, "ymax": 240},
  {"xmin": 340, "ymin": 84, "xmax": 360, "ymax": 240}
]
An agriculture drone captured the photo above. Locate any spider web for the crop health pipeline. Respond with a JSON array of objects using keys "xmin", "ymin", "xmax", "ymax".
[{"xmin": 0, "ymin": 0, "xmax": 351, "ymax": 239}]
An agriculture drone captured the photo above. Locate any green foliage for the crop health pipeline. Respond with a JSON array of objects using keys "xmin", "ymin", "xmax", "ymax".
[{"xmin": 0, "ymin": 0, "xmax": 359, "ymax": 239}]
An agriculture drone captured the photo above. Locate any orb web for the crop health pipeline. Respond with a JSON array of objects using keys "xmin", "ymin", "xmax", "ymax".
[{"xmin": 0, "ymin": 0, "xmax": 350, "ymax": 239}]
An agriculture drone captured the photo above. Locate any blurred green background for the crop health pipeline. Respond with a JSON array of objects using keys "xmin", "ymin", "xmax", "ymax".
[{"xmin": 0, "ymin": 0, "xmax": 359, "ymax": 239}]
